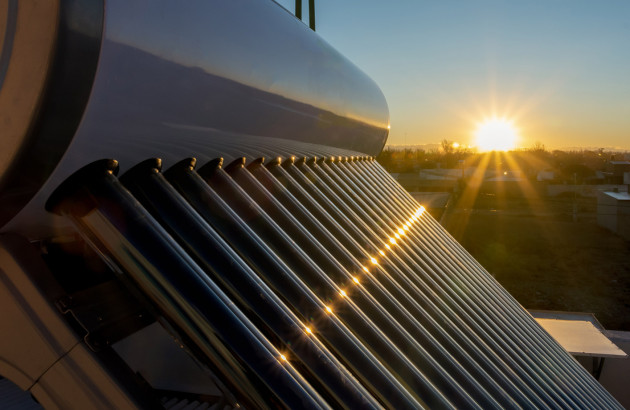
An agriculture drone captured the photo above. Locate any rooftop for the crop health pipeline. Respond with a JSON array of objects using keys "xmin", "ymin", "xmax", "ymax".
[{"xmin": 602, "ymin": 191, "xmax": 630, "ymax": 201}]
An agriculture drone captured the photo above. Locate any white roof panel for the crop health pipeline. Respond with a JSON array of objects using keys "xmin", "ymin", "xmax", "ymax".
[
  {"xmin": 602, "ymin": 191, "xmax": 630, "ymax": 201},
  {"xmin": 533, "ymin": 315, "xmax": 627, "ymax": 358}
]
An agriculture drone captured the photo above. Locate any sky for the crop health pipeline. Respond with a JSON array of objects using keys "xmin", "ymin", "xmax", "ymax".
[{"xmin": 276, "ymin": 0, "xmax": 630, "ymax": 150}]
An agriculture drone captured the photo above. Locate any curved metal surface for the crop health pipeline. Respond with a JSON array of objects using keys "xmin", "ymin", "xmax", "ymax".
[
  {"xmin": 0, "ymin": 0, "xmax": 103, "ymax": 227},
  {"xmin": 3, "ymin": 0, "xmax": 389, "ymax": 239}
]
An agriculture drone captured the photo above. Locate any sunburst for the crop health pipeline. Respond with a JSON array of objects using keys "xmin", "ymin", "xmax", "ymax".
[{"xmin": 474, "ymin": 118, "xmax": 519, "ymax": 152}]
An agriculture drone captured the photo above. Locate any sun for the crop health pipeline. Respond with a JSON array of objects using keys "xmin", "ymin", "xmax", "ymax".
[{"xmin": 474, "ymin": 118, "xmax": 519, "ymax": 152}]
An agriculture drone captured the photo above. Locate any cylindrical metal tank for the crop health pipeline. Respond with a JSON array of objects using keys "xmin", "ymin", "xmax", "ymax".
[{"xmin": 0, "ymin": 0, "xmax": 389, "ymax": 238}]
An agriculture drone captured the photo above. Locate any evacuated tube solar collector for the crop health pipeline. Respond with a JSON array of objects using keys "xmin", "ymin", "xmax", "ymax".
[{"xmin": 0, "ymin": 1, "xmax": 623, "ymax": 408}]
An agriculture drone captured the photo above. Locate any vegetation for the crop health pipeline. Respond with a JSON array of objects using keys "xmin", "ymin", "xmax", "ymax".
[
  {"xmin": 441, "ymin": 196, "xmax": 630, "ymax": 330},
  {"xmin": 377, "ymin": 142, "xmax": 619, "ymax": 185}
]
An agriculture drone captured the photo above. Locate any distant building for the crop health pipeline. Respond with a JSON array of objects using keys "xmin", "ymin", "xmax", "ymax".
[
  {"xmin": 597, "ymin": 191, "xmax": 630, "ymax": 240},
  {"xmin": 608, "ymin": 160, "xmax": 630, "ymax": 172},
  {"xmin": 486, "ymin": 170, "xmax": 523, "ymax": 182},
  {"xmin": 604, "ymin": 161, "xmax": 630, "ymax": 184},
  {"xmin": 537, "ymin": 169, "xmax": 555, "ymax": 182}
]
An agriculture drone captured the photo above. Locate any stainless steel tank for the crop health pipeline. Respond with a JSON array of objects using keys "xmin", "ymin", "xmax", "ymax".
[{"xmin": 0, "ymin": 0, "xmax": 389, "ymax": 238}]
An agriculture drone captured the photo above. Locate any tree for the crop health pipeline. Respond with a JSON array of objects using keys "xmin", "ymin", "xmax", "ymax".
[
  {"xmin": 531, "ymin": 141, "xmax": 546, "ymax": 153},
  {"xmin": 441, "ymin": 139, "xmax": 454, "ymax": 154}
]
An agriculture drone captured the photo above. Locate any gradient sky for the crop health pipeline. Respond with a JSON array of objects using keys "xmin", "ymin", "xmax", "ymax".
[{"xmin": 277, "ymin": 1, "xmax": 630, "ymax": 150}]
